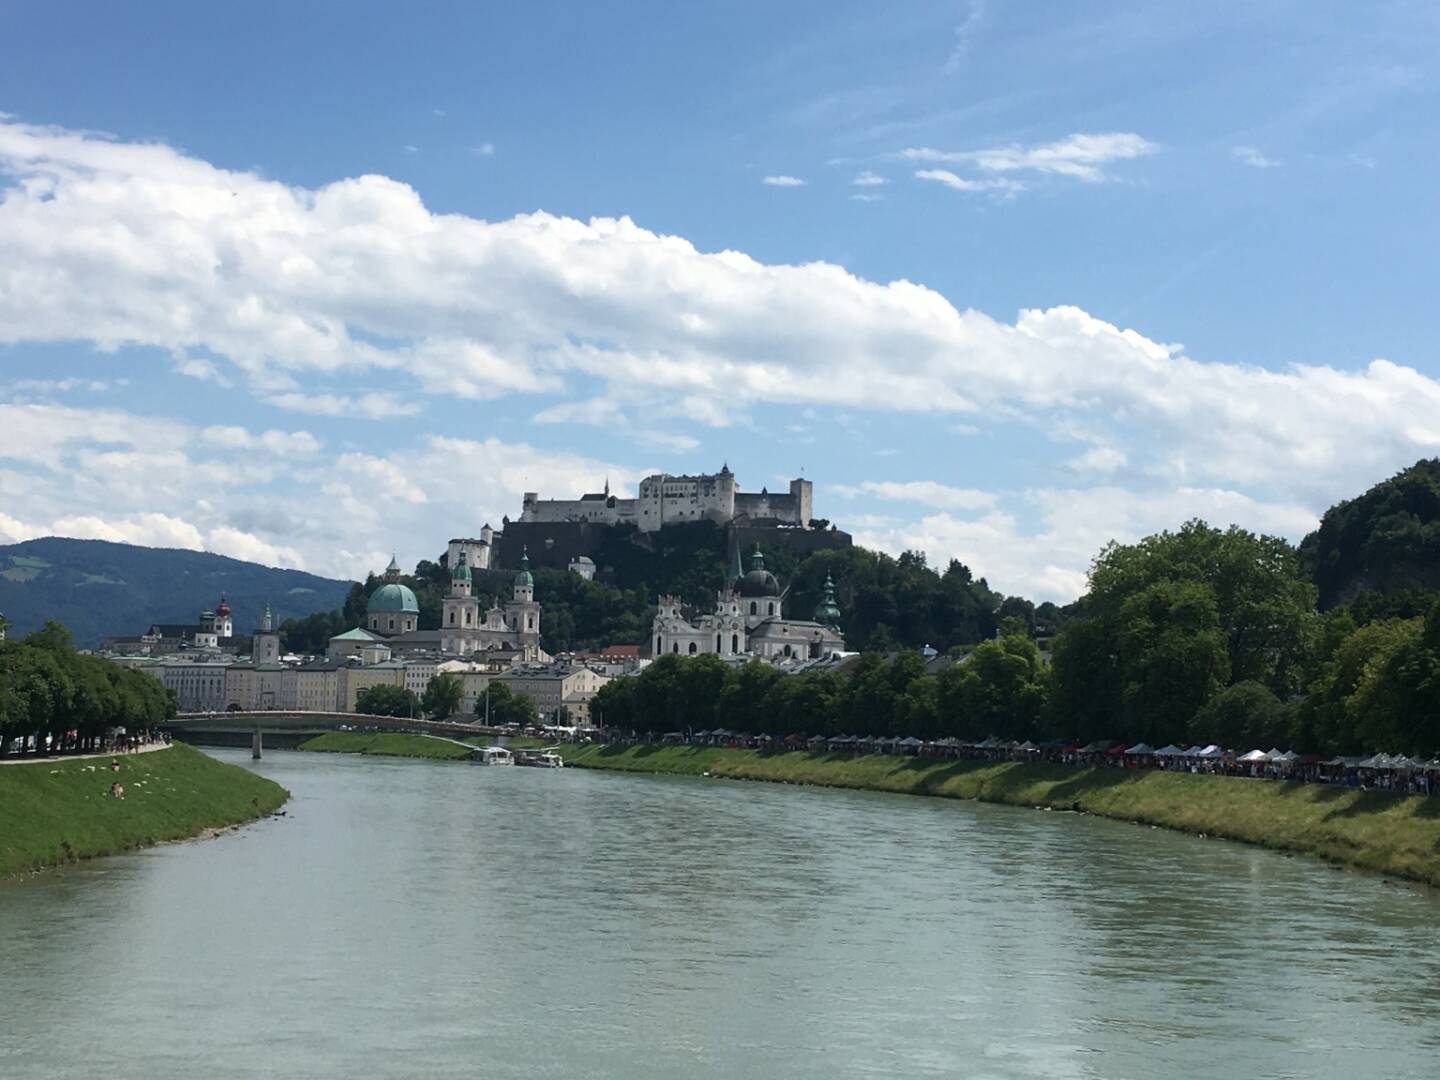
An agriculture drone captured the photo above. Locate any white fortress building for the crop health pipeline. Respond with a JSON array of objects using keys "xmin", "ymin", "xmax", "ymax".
[
  {"xmin": 518, "ymin": 464, "xmax": 814, "ymax": 533},
  {"xmin": 653, "ymin": 546, "xmax": 845, "ymax": 661}
]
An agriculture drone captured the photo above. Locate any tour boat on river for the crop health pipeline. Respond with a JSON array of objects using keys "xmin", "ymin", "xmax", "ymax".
[
  {"xmin": 470, "ymin": 746, "xmax": 514, "ymax": 766},
  {"xmin": 514, "ymin": 749, "xmax": 564, "ymax": 768}
]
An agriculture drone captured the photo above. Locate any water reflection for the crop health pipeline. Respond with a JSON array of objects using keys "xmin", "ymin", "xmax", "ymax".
[{"xmin": 1, "ymin": 749, "xmax": 1437, "ymax": 1080}]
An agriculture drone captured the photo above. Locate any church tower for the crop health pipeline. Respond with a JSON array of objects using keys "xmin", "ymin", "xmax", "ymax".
[
  {"xmin": 441, "ymin": 550, "xmax": 482, "ymax": 653},
  {"xmin": 504, "ymin": 547, "xmax": 542, "ymax": 656},
  {"xmin": 252, "ymin": 602, "xmax": 281, "ymax": 665}
]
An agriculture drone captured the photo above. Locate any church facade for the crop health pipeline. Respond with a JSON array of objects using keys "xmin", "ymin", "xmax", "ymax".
[
  {"xmin": 652, "ymin": 547, "xmax": 845, "ymax": 662},
  {"xmin": 439, "ymin": 548, "xmax": 542, "ymax": 657}
]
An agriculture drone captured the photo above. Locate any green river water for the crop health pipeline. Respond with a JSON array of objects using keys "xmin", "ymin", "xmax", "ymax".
[{"xmin": 1, "ymin": 747, "xmax": 1438, "ymax": 1079}]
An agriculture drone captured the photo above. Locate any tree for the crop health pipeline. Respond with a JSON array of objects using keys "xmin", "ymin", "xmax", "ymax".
[
  {"xmin": 478, "ymin": 682, "xmax": 539, "ymax": 728},
  {"xmin": 354, "ymin": 684, "xmax": 420, "ymax": 718},
  {"xmin": 1190, "ymin": 681, "xmax": 1285, "ymax": 750},
  {"xmin": 421, "ymin": 673, "xmax": 463, "ymax": 720},
  {"xmin": 939, "ymin": 631, "xmax": 1049, "ymax": 741}
]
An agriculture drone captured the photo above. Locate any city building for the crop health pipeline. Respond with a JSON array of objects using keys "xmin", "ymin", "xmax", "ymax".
[
  {"xmin": 518, "ymin": 465, "xmax": 813, "ymax": 533},
  {"xmin": 652, "ymin": 547, "xmax": 845, "ymax": 661},
  {"xmin": 154, "ymin": 657, "xmax": 233, "ymax": 712},
  {"xmin": 494, "ymin": 663, "xmax": 612, "ymax": 725}
]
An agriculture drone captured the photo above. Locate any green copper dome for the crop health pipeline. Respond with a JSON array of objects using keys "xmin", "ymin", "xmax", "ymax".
[
  {"xmin": 513, "ymin": 547, "xmax": 534, "ymax": 589},
  {"xmin": 814, "ymin": 573, "xmax": 841, "ymax": 627},
  {"xmin": 367, "ymin": 581, "xmax": 419, "ymax": 614},
  {"xmin": 451, "ymin": 551, "xmax": 472, "ymax": 582}
]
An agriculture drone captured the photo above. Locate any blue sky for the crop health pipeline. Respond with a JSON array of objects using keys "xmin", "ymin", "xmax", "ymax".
[{"xmin": 1, "ymin": 1, "xmax": 1437, "ymax": 600}]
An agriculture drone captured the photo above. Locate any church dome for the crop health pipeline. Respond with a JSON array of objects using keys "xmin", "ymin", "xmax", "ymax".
[
  {"xmin": 738, "ymin": 545, "xmax": 780, "ymax": 598},
  {"xmin": 513, "ymin": 547, "xmax": 534, "ymax": 589},
  {"xmin": 451, "ymin": 552, "xmax": 472, "ymax": 582},
  {"xmin": 367, "ymin": 581, "xmax": 419, "ymax": 614},
  {"xmin": 814, "ymin": 574, "xmax": 841, "ymax": 627}
]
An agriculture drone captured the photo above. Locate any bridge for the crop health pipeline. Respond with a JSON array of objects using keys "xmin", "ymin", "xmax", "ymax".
[{"xmin": 166, "ymin": 711, "xmax": 512, "ymax": 755}]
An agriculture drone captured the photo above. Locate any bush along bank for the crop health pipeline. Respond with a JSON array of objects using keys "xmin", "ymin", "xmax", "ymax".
[
  {"xmin": 562, "ymin": 745, "xmax": 1440, "ymax": 888},
  {"xmin": 0, "ymin": 743, "xmax": 288, "ymax": 878}
]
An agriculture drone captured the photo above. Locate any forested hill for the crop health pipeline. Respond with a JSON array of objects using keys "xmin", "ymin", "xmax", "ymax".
[
  {"xmin": 280, "ymin": 521, "xmax": 1061, "ymax": 656},
  {"xmin": 0, "ymin": 537, "xmax": 353, "ymax": 647},
  {"xmin": 1300, "ymin": 458, "xmax": 1440, "ymax": 609}
]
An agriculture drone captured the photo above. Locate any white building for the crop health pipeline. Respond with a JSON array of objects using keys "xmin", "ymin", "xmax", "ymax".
[
  {"xmin": 156, "ymin": 658, "xmax": 233, "ymax": 712},
  {"xmin": 653, "ymin": 547, "xmax": 845, "ymax": 662},
  {"xmin": 518, "ymin": 465, "xmax": 814, "ymax": 533}
]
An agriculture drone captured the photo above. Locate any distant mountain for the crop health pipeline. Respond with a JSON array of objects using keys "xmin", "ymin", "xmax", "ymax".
[
  {"xmin": 0, "ymin": 537, "xmax": 354, "ymax": 648},
  {"xmin": 1300, "ymin": 459, "xmax": 1440, "ymax": 609}
]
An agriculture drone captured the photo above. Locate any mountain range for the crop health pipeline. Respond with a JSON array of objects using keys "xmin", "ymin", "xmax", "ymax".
[{"xmin": 0, "ymin": 537, "xmax": 353, "ymax": 648}]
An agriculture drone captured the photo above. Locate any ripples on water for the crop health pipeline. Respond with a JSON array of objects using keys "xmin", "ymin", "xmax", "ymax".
[{"xmin": 1, "ymin": 749, "xmax": 1437, "ymax": 1079}]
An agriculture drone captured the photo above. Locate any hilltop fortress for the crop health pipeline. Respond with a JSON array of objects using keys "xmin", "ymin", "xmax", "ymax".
[{"xmin": 519, "ymin": 464, "xmax": 813, "ymax": 533}]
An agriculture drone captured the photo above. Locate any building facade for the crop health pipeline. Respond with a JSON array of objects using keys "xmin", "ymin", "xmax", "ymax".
[
  {"xmin": 652, "ymin": 547, "xmax": 845, "ymax": 662},
  {"xmin": 439, "ymin": 550, "xmax": 543, "ymax": 660},
  {"xmin": 518, "ymin": 465, "xmax": 813, "ymax": 534}
]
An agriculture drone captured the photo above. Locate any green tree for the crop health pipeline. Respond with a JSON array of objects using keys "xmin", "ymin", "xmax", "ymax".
[
  {"xmin": 478, "ymin": 682, "xmax": 539, "ymax": 728},
  {"xmin": 354, "ymin": 684, "xmax": 421, "ymax": 718},
  {"xmin": 1190, "ymin": 680, "xmax": 1286, "ymax": 750},
  {"xmin": 421, "ymin": 673, "xmax": 463, "ymax": 719}
]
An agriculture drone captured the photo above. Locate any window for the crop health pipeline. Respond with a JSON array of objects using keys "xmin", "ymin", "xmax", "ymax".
[
  {"xmin": 388, "ymin": 618, "xmax": 395, "ymax": 631},
  {"xmin": 672, "ymin": 643, "xmax": 679, "ymax": 653},
  {"xmin": 769, "ymin": 603, "xmax": 776, "ymax": 616},
  {"xmin": 716, "ymin": 633, "xmax": 722, "ymax": 652},
  {"xmin": 449, "ymin": 611, "xmax": 456, "ymax": 625},
  {"xmin": 688, "ymin": 642, "xmax": 697, "ymax": 654},
  {"xmin": 656, "ymin": 636, "xmax": 662, "ymax": 654},
  {"xmin": 732, "ymin": 633, "xmax": 739, "ymax": 653},
  {"xmin": 750, "ymin": 601, "xmax": 757, "ymax": 616}
]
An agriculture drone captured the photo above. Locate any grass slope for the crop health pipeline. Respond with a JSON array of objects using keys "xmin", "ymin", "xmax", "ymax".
[
  {"xmin": 0, "ymin": 743, "xmax": 288, "ymax": 877},
  {"xmin": 297, "ymin": 732, "xmax": 555, "ymax": 759},
  {"xmin": 298, "ymin": 731, "xmax": 474, "ymax": 760},
  {"xmin": 564, "ymin": 745, "xmax": 1440, "ymax": 888}
]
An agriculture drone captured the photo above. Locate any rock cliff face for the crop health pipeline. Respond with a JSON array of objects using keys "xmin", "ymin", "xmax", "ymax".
[{"xmin": 0, "ymin": 536, "xmax": 351, "ymax": 647}]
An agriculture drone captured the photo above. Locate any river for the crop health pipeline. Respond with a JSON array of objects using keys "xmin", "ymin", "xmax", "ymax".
[{"xmin": 2, "ymin": 748, "xmax": 1438, "ymax": 1079}]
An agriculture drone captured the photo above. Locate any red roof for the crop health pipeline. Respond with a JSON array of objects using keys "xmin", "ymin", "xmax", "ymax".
[{"xmin": 600, "ymin": 644, "xmax": 640, "ymax": 657}]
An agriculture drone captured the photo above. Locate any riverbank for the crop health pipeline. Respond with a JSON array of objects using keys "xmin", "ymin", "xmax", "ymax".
[
  {"xmin": 563, "ymin": 744, "xmax": 1440, "ymax": 888},
  {"xmin": 0, "ymin": 743, "xmax": 288, "ymax": 878},
  {"xmin": 299, "ymin": 731, "xmax": 475, "ymax": 760}
]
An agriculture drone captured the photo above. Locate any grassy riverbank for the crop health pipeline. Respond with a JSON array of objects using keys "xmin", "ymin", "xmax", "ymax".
[
  {"xmin": 298, "ymin": 731, "xmax": 553, "ymax": 760},
  {"xmin": 563, "ymin": 745, "xmax": 1440, "ymax": 888},
  {"xmin": 299, "ymin": 731, "xmax": 474, "ymax": 760},
  {"xmin": 0, "ymin": 743, "xmax": 288, "ymax": 878}
]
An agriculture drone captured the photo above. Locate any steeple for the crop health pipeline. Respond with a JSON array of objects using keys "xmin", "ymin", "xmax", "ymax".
[
  {"xmin": 385, "ymin": 554, "xmax": 402, "ymax": 581},
  {"xmin": 814, "ymin": 573, "xmax": 841, "ymax": 628}
]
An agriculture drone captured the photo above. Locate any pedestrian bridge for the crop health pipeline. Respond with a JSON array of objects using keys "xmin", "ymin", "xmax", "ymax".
[{"xmin": 167, "ymin": 711, "xmax": 509, "ymax": 748}]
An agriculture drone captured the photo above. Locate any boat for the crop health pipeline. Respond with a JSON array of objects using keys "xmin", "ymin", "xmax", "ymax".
[
  {"xmin": 514, "ymin": 748, "xmax": 564, "ymax": 768},
  {"xmin": 469, "ymin": 746, "xmax": 514, "ymax": 766}
]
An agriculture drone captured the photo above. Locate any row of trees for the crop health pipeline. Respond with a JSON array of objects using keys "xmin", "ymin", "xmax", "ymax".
[
  {"xmin": 595, "ymin": 520, "xmax": 1440, "ymax": 758},
  {"xmin": 0, "ymin": 621, "xmax": 175, "ymax": 755}
]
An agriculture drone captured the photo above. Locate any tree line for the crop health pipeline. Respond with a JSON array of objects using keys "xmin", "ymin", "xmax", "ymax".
[
  {"xmin": 595, "ymin": 519, "xmax": 1440, "ymax": 758},
  {"xmin": 0, "ymin": 621, "xmax": 174, "ymax": 756}
]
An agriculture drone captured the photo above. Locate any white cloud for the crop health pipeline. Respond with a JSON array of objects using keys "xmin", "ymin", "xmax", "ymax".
[
  {"xmin": 762, "ymin": 175, "xmax": 806, "ymax": 187},
  {"xmin": 850, "ymin": 193, "xmax": 884, "ymax": 202},
  {"xmin": 852, "ymin": 170, "xmax": 888, "ymax": 186},
  {"xmin": 404, "ymin": 145, "xmax": 419, "ymax": 155},
  {"xmin": 853, "ymin": 485, "xmax": 1319, "ymax": 603},
  {"xmin": 945, "ymin": 0, "xmax": 986, "ymax": 72},
  {"xmin": 2, "ymin": 117, "xmax": 1439, "ymax": 593},
  {"xmin": 263, "ymin": 391, "xmax": 421, "ymax": 419},
  {"xmin": 472, "ymin": 142, "xmax": 495, "ymax": 157},
  {"xmin": 1067, "ymin": 445, "xmax": 1126, "ymax": 473},
  {"xmin": 50, "ymin": 512, "xmax": 205, "ymax": 551},
  {"xmin": 914, "ymin": 169, "xmax": 1024, "ymax": 195},
  {"xmin": 1233, "ymin": 145, "xmax": 1281, "ymax": 169},
  {"xmin": 904, "ymin": 132, "xmax": 1157, "ymax": 182},
  {"xmin": 834, "ymin": 480, "xmax": 997, "ymax": 512}
]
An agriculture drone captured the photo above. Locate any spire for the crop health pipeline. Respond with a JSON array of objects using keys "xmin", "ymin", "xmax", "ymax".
[
  {"xmin": 385, "ymin": 553, "xmax": 401, "ymax": 580},
  {"xmin": 731, "ymin": 541, "xmax": 745, "ymax": 586},
  {"xmin": 814, "ymin": 573, "xmax": 841, "ymax": 628},
  {"xmin": 750, "ymin": 543, "xmax": 765, "ymax": 571},
  {"xmin": 604, "ymin": 475, "xmax": 610, "ymax": 498}
]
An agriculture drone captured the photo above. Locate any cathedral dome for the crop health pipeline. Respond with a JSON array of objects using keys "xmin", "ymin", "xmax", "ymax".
[
  {"xmin": 513, "ymin": 547, "xmax": 534, "ymax": 589},
  {"xmin": 451, "ymin": 552, "xmax": 472, "ymax": 582},
  {"xmin": 738, "ymin": 545, "xmax": 780, "ymax": 598},
  {"xmin": 367, "ymin": 581, "xmax": 419, "ymax": 614}
]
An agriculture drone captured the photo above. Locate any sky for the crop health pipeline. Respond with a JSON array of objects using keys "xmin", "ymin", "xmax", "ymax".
[{"xmin": 1, "ymin": 0, "xmax": 1438, "ymax": 602}]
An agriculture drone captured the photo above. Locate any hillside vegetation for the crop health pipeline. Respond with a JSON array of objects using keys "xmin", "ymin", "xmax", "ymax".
[{"xmin": 0, "ymin": 537, "xmax": 351, "ymax": 647}]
